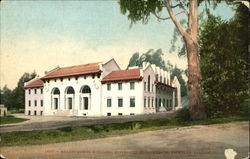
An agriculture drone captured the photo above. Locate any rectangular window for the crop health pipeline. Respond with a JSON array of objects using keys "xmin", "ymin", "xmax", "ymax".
[
  {"xmin": 130, "ymin": 82, "xmax": 135, "ymax": 90},
  {"xmin": 167, "ymin": 99, "xmax": 169, "ymax": 107},
  {"xmin": 68, "ymin": 97, "xmax": 72, "ymax": 109},
  {"xmin": 118, "ymin": 113, "xmax": 122, "ymax": 116},
  {"xmin": 107, "ymin": 113, "xmax": 111, "ymax": 116},
  {"xmin": 34, "ymin": 100, "xmax": 37, "ymax": 106},
  {"xmin": 156, "ymin": 74, "xmax": 158, "ymax": 82},
  {"xmin": 118, "ymin": 83, "xmax": 122, "ymax": 90},
  {"xmin": 40, "ymin": 100, "xmax": 43, "ymax": 107},
  {"xmin": 130, "ymin": 97, "xmax": 135, "ymax": 107},
  {"xmin": 34, "ymin": 89, "xmax": 37, "ymax": 94},
  {"xmin": 34, "ymin": 111, "xmax": 37, "ymax": 116},
  {"xmin": 28, "ymin": 89, "xmax": 31, "ymax": 94},
  {"xmin": 118, "ymin": 98, "xmax": 123, "ymax": 107},
  {"xmin": 28, "ymin": 100, "xmax": 31, "ymax": 106},
  {"xmin": 107, "ymin": 83, "xmax": 111, "ymax": 91},
  {"xmin": 130, "ymin": 113, "xmax": 135, "ymax": 115},
  {"xmin": 144, "ymin": 82, "xmax": 146, "ymax": 91},
  {"xmin": 40, "ymin": 111, "xmax": 43, "ymax": 116},
  {"xmin": 148, "ymin": 97, "xmax": 150, "ymax": 108},
  {"xmin": 41, "ymin": 88, "xmax": 43, "ymax": 94},
  {"xmin": 107, "ymin": 98, "xmax": 112, "ymax": 107},
  {"xmin": 152, "ymin": 84, "xmax": 154, "ymax": 92},
  {"xmin": 144, "ymin": 97, "xmax": 146, "ymax": 108},
  {"xmin": 152, "ymin": 97, "xmax": 154, "ymax": 108}
]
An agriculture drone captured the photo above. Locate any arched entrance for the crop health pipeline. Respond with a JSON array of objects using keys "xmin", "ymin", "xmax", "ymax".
[
  {"xmin": 65, "ymin": 86, "xmax": 75, "ymax": 110},
  {"xmin": 80, "ymin": 85, "xmax": 91, "ymax": 110},
  {"xmin": 51, "ymin": 87, "xmax": 60, "ymax": 110}
]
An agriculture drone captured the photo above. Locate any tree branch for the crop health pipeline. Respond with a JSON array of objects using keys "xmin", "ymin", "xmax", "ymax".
[
  {"xmin": 164, "ymin": 0, "xmax": 188, "ymax": 38},
  {"xmin": 153, "ymin": 10, "xmax": 186, "ymax": 20}
]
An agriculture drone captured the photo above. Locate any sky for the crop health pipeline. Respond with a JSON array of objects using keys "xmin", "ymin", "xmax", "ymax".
[{"xmin": 0, "ymin": 0, "xmax": 235, "ymax": 89}]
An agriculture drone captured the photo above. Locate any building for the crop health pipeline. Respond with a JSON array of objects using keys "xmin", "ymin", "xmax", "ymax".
[
  {"xmin": 0, "ymin": 104, "xmax": 7, "ymax": 116},
  {"xmin": 24, "ymin": 58, "xmax": 182, "ymax": 116}
]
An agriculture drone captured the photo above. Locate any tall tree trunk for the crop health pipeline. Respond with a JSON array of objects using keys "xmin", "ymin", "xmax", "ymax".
[
  {"xmin": 185, "ymin": 38, "xmax": 207, "ymax": 120},
  {"xmin": 165, "ymin": 0, "xmax": 207, "ymax": 119}
]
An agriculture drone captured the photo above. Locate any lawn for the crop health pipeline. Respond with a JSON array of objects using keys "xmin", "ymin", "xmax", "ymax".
[
  {"xmin": 0, "ymin": 115, "xmax": 29, "ymax": 125},
  {"xmin": 0, "ymin": 114, "xmax": 247, "ymax": 147}
]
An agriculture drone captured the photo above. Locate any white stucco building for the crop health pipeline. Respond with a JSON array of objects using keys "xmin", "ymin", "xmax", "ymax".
[{"xmin": 24, "ymin": 58, "xmax": 182, "ymax": 116}]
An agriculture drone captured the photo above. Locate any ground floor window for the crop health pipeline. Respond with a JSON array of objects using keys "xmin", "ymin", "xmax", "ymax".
[
  {"xmin": 118, "ymin": 113, "xmax": 122, "ymax": 116},
  {"xmin": 68, "ymin": 97, "xmax": 73, "ymax": 109},
  {"xmin": 107, "ymin": 98, "xmax": 112, "ymax": 107},
  {"xmin": 130, "ymin": 113, "xmax": 135, "ymax": 115},
  {"xmin": 83, "ymin": 97, "xmax": 89, "ymax": 110},
  {"xmin": 130, "ymin": 97, "xmax": 135, "ymax": 107},
  {"xmin": 118, "ymin": 98, "xmax": 123, "ymax": 107},
  {"xmin": 34, "ymin": 111, "xmax": 37, "ymax": 116},
  {"xmin": 40, "ymin": 111, "xmax": 43, "ymax": 116},
  {"xmin": 54, "ymin": 98, "xmax": 59, "ymax": 109},
  {"xmin": 28, "ymin": 110, "xmax": 31, "ymax": 115},
  {"xmin": 107, "ymin": 112, "xmax": 111, "ymax": 116}
]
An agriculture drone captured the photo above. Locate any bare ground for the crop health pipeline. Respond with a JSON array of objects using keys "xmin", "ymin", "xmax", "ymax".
[{"xmin": 0, "ymin": 121, "xmax": 248, "ymax": 159}]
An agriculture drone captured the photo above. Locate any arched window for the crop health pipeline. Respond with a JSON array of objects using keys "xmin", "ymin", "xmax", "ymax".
[
  {"xmin": 147, "ymin": 76, "xmax": 150, "ymax": 92},
  {"xmin": 51, "ymin": 87, "xmax": 60, "ymax": 110},
  {"xmin": 66, "ymin": 86, "xmax": 75, "ymax": 94},
  {"xmin": 52, "ymin": 88, "xmax": 60, "ymax": 95},
  {"xmin": 81, "ymin": 86, "xmax": 91, "ymax": 93}
]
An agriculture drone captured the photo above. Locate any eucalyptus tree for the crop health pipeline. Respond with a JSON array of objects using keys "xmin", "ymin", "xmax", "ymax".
[{"xmin": 119, "ymin": 0, "xmax": 231, "ymax": 119}]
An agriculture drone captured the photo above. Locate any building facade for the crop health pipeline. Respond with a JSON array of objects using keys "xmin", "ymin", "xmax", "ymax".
[{"xmin": 24, "ymin": 58, "xmax": 182, "ymax": 116}]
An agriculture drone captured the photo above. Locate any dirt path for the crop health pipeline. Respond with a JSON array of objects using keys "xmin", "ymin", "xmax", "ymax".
[
  {"xmin": 0, "ymin": 112, "xmax": 176, "ymax": 132},
  {"xmin": 1, "ymin": 121, "xmax": 248, "ymax": 159}
]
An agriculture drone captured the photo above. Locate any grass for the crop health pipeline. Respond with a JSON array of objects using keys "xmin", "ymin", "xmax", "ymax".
[
  {"xmin": 0, "ymin": 115, "xmax": 29, "ymax": 125},
  {"xmin": 0, "ymin": 114, "xmax": 247, "ymax": 147}
]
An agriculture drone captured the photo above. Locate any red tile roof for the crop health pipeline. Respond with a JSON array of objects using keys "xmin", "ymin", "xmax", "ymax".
[
  {"xmin": 154, "ymin": 81, "xmax": 175, "ymax": 89},
  {"xmin": 102, "ymin": 68, "xmax": 142, "ymax": 83},
  {"xmin": 24, "ymin": 78, "xmax": 44, "ymax": 89},
  {"xmin": 41, "ymin": 62, "xmax": 101, "ymax": 80}
]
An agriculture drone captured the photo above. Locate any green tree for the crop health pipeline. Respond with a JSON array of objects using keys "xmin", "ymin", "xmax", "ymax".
[
  {"xmin": 119, "ymin": 0, "xmax": 210, "ymax": 119},
  {"xmin": 0, "ymin": 71, "xmax": 37, "ymax": 110},
  {"xmin": 13, "ymin": 71, "xmax": 37, "ymax": 109},
  {"xmin": 0, "ymin": 85, "xmax": 13, "ymax": 109},
  {"xmin": 199, "ymin": 4, "xmax": 249, "ymax": 117},
  {"xmin": 171, "ymin": 65, "xmax": 187, "ymax": 97}
]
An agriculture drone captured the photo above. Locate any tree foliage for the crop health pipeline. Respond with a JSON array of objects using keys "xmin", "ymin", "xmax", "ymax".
[
  {"xmin": 0, "ymin": 71, "xmax": 37, "ymax": 110},
  {"xmin": 200, "ymin": 3, "xmax": 249, "ymax": 117},
  {"xmin": 127, "ymin": 49, "xmax": 187, "ymax": 97}
]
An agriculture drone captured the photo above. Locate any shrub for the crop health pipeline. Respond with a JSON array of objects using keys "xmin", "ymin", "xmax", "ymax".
[{"xmin": 176, "ymin": 107, "xmax": 191, "ymax": 122}]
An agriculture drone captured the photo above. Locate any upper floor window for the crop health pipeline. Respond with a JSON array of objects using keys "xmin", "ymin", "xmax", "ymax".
[
  {"xmin": 118, "ymin": 98, "xmax": 123, "ymax": 107},
  {"xmin": 107, "ymin": 98, "xmax": 112, "ymax": 107},
  {"xmin": 118, "ymin": 83, "xmax": 122, "ymax": 90},
  {"xmin": 148, "ymin": 76, "xmax": 150, "ymax": 92},
  {"xmin": 164, "ymin": 78, "xmax": 166, "ymax": 84},
  {"xmin": 107, "ymin": 83, "xmax": 111, "ymax": 91},
  {"xmin": 28, "ymin": 100, "xmax": 31, "ymax": 106},
  {"xmin": 34, "ymin": 89, "xmax": 37, "ymax": 94},
  {"xmin": 160, "ymin": 76, "xmax": 162, "ymax": 82},
  {"xmin": 28, "ymin": 89, "xmax": 31, "ymax": 94},
  {"xmin": 34, "ymin": 100, "xmax": 37, "ymax": 106},
  {"xmin": 156, "ymin": 74, "xmax": 159, "ymax": 82},
  {"xmin": 130, "ymin": 82, "xmax": 135, "ymax": 90},
  {"xmin": 41, "ymin": 88, "xmax": 43, "ymax": 94},
  {"xmin": 130, "ymin": 97, "xmax": 135, "ymax": 107},
  {"xmin": 152, "ymin": 84, "xmax": 154, "ymax": 92},
  {"xmin": 41, "ymin": 100, "xmax": 43, "ymax": 107}
]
